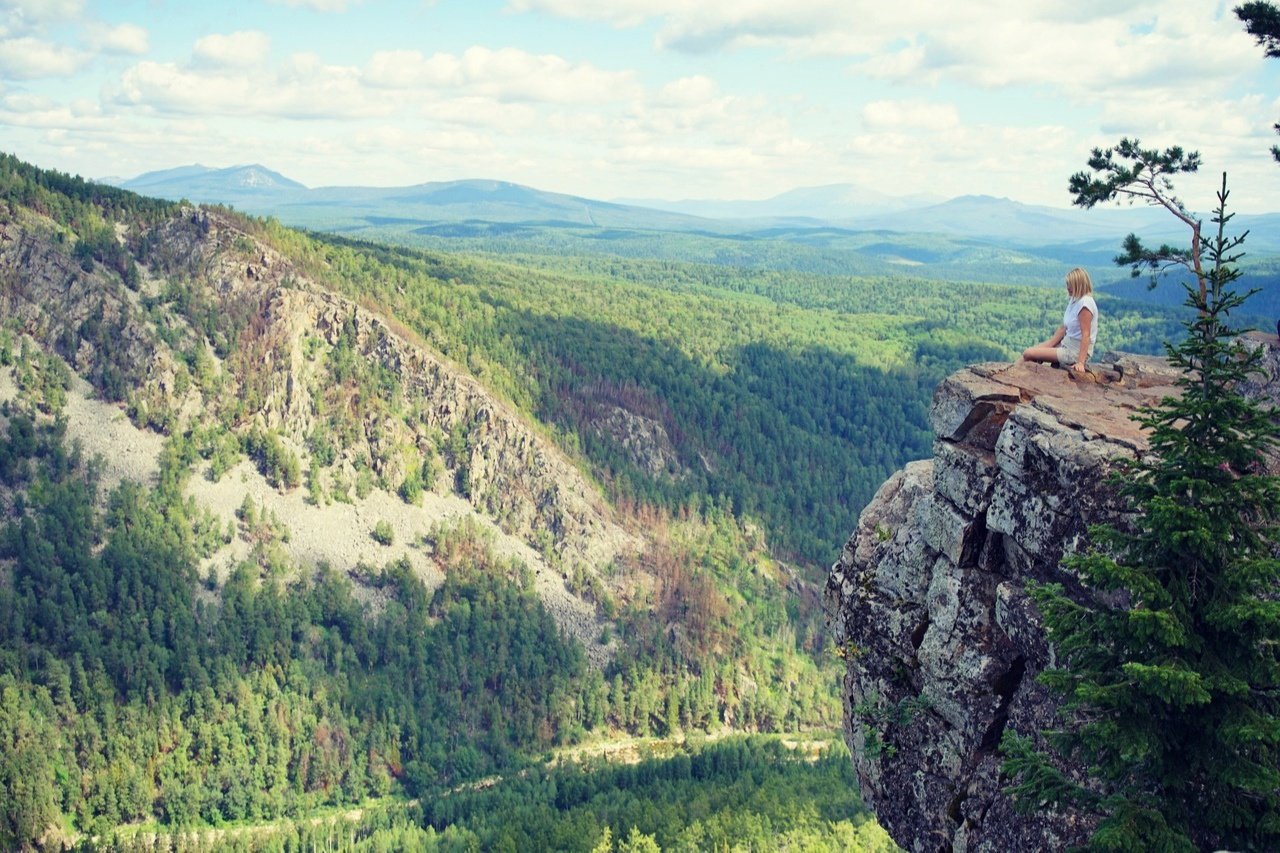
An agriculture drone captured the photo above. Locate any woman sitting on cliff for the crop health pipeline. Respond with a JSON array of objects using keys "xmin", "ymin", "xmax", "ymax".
[{"xmin": 1022, "ymin": 267, "xmax": 1098, "ymax": 374}]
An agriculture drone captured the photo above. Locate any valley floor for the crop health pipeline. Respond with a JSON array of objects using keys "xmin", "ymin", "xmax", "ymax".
[{"xmin": 89, "ymin": 734, "xmax": 898, "ymax": 853}]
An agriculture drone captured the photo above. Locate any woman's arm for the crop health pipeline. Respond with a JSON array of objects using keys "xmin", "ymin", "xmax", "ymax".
[
  {"xmin": 1072, "ymin": 309, "xmax": 1092, "ymax": 372},
  {"xmin": 1039, "ymin": 325, "xmax": 1066, "ymax": 348},
  {"xmin": 1021, "ymin": 325, "xmax": 1068, "ymax": 363}
]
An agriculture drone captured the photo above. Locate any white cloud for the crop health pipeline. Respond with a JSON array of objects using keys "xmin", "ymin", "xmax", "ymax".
[
  {"xmin": 655, "ymin": 75, "xmax": 718, "ymax": 106},
  {"xmin": 844, "ymin": 119, "xmax": 1080, "ymax": 202},
  {"xmin": 115, "ymin": 57, "xmax": 384, "ymax": 120},
  {"xmin": 504, "ymin": 0, "xmax": 658, "ymax": 29},
  {"xmin": 420, "ymin": 96, "xmax": 539, "ymax": 130},
  {"xmin": 84, "ymin": 22, "xmax": 149, "ymax": 56},
  {"xmin": 609, "ymin": 141, "xmax": 762, "ymax": 171},
  {"xmin": 0, "ymin": 91, "xmax": 118, "ymax": 137},
  {"xmin": 193, "ymin": 31, "xmax": 271, "ymax": 69},
  {"xmin": 348, "ymin": 124, "xmax": 495, "ymax": 157},
  {"xmin": 508, "ymin": 0, "xmax": 847, "ymax": 53},
  {"xmin": 862, "ymin": 100, "xmax": 960, "ymax": 132},
  {"xmin": 269, "ymin": 0, "xmax": 361, "ymax": 10},
  {"xmin": 110, "ymin": 41, "xmax": 642, "ymax": 127},
  {"xmin": 0, "ymin": 0, "xmax": 83, "ymax": 36},
  {"xmin": 652, "ymin": 1, "xmax": 844, "ymax": 54},
  {"xmin": 365, "ymin": 49, "xmax": 459, "ymax": 89},
  {"xmin": 2, "ymin": 89, "xmax": 53, "ymax": 114},
  {"xmin": 463, "ymin": 46, "xmax": 639, "ymax": 103},
  {"xmin": 512, "ymin": 0, "xmax": 1259, "ymax": 97},
  {"xmin": 0, "ymin": 35, "xmax": 82, "ymax": 78},
  {"xmin": 857, "ymin": 8, "xmax": 1249, "ymax": 97},
  {"xmin": 366, "ymin": 46, "xmax": 638, "ymax": 103}
]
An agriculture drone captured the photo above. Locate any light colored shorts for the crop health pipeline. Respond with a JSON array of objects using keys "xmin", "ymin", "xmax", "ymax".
[{"xmin": 1056, "ymin": 337, "xmax": 1090, "ymax": 367}]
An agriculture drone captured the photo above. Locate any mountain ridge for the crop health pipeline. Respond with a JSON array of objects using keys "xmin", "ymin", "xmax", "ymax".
[
  {"xmin": 112, "ymin": 163, "xmax": 1280, "ymax": 252},
  {"xmin": 614, "ymin": 182, "xmax": 944, "ymax": 220},
  {"xmin": 0, "ymin": 199, "xmax": 634, "ymax": 631},
  {"xmin": 117, "ymin": 166, "xmax": 720, "ymax": 231}
]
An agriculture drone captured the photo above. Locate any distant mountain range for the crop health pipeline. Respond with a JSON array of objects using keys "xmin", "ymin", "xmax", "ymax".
[
  {"xmin": 114, "ymin": 165, "xmax": 711, "ymax": 232},
  {"xmin": 616, "ymin": 183, "xmax": 944, "ymax": 220},
  {"xmin": 109, "ymin": 164, "xmax": 1280, "ymax": 253},
  {"xmin": 121, "ymin": 163, "xmax": 306, "ymax": 195}
]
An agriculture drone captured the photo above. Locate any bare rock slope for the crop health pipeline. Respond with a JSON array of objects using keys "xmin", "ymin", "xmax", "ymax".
[
  {"xmin": 824, "ymin": 349, "xmax": 1280, "ymax": 852},
  {"xmin": 0, "ymin": 205, "xmax": 638, "ymax": 659}
]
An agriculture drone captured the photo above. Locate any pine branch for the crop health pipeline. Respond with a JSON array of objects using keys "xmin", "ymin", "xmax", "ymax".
[{"xmin": 1068, "ymin": 139, "xmax": 1206, "ymax": 300}]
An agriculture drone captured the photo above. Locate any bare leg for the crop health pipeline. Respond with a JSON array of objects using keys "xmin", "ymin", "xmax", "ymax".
[{"xmin": 1021, "ymin": 345, "xmax": 1059, "ymax": 364}]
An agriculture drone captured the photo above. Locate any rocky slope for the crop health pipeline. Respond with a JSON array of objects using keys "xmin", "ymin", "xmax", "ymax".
[
  {"xmin": 825, "ymin": 346, "xmax": 1280, "ymax": 852},
  {"xmin": 0, "ymin": 203, "xmax": 638, "ymax": 657}
]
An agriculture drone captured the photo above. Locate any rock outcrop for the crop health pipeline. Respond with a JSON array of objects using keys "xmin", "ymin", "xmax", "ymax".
[
  {"xmin": 824, "ymin": 352, "xmax": 1257, "ymax": 852},
  {"xmin": 0, "ymin": 204, "xmax": 638, "ymax": 653}
]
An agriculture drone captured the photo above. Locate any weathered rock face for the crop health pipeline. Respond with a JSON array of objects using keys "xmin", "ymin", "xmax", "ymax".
[
  {"xmin": 275, "ymin": 287, "xmax": 632, "ymax": 572},
  {"xmin": 825, "ymin": 354, "xmax": 1206, "ymax": 852},
  {"xmin": 589, "ymin": 405, "xmax": 687, "ymax": 481},
  {"xmin": 0, "ymin": 204, "xmax": 637, "ymax": 621}
]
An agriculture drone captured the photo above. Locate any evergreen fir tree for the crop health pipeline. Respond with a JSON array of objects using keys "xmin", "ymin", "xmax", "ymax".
[{"xmin": 1003, "ymin": 177, "xmax": 1280, "ymax": 850}]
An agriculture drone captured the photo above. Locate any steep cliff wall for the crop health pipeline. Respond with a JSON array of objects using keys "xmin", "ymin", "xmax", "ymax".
[{"xmin": 823, "ymin": 351, "xmax": 1274, "ymax": 852}]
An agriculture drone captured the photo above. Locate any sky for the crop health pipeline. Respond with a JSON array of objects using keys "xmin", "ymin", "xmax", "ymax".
[{"xmin": 1, "ymin": 0, "xmax": 1278, "ymax": 211}]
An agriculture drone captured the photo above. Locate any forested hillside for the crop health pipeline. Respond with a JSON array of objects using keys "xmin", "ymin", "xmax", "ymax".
[
  {"xmin": 0, "ymin": 154, "xmax": 845, "ymax": 849},
  {"xmin": 0, "ymin": 152, "xmax": 1185, "ymax": 849},
  {"xmin": 325, "ymin": 217, "xmax": 1118, "ymax": 287},
  {"xmin": 84, "ymin": 737, "xmax": 896, "ymax": 852},
  {"xmin": 278, "ymin": 230, "xmax": 1183, "ymax": 563}
]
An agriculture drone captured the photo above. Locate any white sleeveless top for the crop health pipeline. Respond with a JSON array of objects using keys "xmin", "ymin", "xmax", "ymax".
[{"xmin": 1063, "ymin": 295, "xmax": 1098, "ymax": 349}]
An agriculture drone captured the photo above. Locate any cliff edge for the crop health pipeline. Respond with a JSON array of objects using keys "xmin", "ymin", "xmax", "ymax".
[{"xmin": 826, "ymin": 343, "xmax": 1280, "ymax": 852}]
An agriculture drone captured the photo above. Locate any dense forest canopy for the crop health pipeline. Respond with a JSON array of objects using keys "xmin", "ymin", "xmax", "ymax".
[
  {"xmin": 0, "ymin": 151, "xmax": 1199, "ymax": 848},
  {"xmin": 258, "ymin": 223, "xmax": 1185, "ymax": 564}
]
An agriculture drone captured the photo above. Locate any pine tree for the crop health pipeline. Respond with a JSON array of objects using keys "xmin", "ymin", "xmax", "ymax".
[
  {"xmin": 1236, "ymin": 2, "xmax": 1280, "ymax": 162},
  {"xmin": 1067, "ymin": 138, "xmax": 1207, "ymax": 300},
  {"xmin": 1003, "ymin": 177, "xmax": 1280, "ymax": 850}
]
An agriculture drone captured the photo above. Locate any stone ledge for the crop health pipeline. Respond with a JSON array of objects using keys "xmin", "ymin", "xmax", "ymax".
[{"xmin": 826, "ymin": 341, "xmax": 1280, "ymax": 853}]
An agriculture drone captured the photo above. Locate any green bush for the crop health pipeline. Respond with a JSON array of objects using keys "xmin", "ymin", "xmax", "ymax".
[
  {"xmin": 245, "ymin": 428, "xmax": 301, "ymax": 490},
  {"xmin": 399, "ymin": 465, "xmax": 423, "ymax": 505}
]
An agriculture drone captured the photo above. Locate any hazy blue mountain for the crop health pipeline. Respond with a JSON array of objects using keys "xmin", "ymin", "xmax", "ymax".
[
  {"xmin": 841, "ymin": 195, "xmax": 1280, "ymax": 253},
  {"xmin": 119, "ymin": 164, "xmax": 305, "ymax": 203},
  {"xmin": 115, "ymin": 164, "xmax": 1279, "ymax": 258},
  {"xmin": 1235, "ymin": 213, "xmax": 1280, "ymax": 253},
  {"xmin": 116, "ymin": 163, "xmax": 218, "ymax": 188},
  {"xmin": 116, "ymin": 166, "xmax": 722, "ymax": 231},
  {"xmin": 841, "ymin": 194, "xmax": 1180, "ymax": 247},
  {"xmin": 298, "ymin": 178, "xmax": 727, "ymax": 230},
  {"xmin": 615, "ymin": 183, "xmax": 943, "ymax": 220}
]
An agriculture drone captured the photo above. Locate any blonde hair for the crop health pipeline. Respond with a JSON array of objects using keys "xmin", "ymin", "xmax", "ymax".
[{"xmin": 1065, "ymin": 267, "xmax": 1093, "ymax": 300}]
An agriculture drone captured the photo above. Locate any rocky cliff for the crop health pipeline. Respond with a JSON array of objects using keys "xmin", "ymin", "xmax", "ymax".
[
  {"xmin": 825, "ymin": 347, "xmax": 1280, "ymax": 852},
  {"xmin": 0, "ymin": 203, "xmax": 637, "ymax": 654}
]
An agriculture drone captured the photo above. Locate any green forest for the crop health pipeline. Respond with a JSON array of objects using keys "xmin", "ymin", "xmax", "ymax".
[
  {"xmin": 0, "ymin": 152, "xmax": 1194, "ymax": 849},
  {"xmin": 0, "ymin": 397, "xmax": 841, "ymax": 849},
  {"xmin": 83, "ymin": 738, "xmax": 896, "ymax": 852},
  {"xmin": 249, "ymin": 224, "xmax": 1185, "ymax": 564}
]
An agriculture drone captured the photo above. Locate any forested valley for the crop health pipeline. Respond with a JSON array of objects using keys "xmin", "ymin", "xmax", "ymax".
[
  {"xmin": 0, "ymin": 153, "xmax": 1189, "ymax": 849},
  {"xmin": 270, "ymin": 228, "xmax": 1184, "ymax": 564}
]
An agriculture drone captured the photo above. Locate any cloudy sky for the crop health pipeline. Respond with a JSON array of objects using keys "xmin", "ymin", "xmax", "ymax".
[{"xmin": 1, "ymin": 0, "xmax": 1278, "ymax": 210}]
